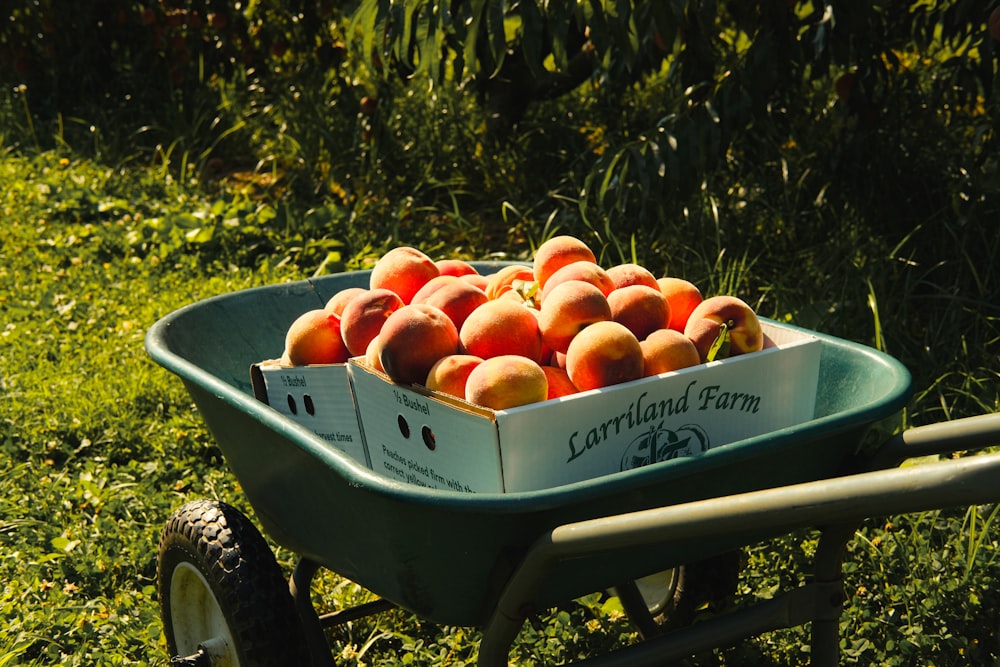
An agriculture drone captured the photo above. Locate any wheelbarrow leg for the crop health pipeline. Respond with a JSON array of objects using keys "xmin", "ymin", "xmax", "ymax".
[
  {"xmin": 613, "ymin": 578, "xmax": 663, "ymax": 639},
  {"xmin": 290, "ymin": 558, "xmax": 338, "ymax": 667},
  {"xmin": 809, "ymin": 521, "xmax": 857, "ymax": 667}
]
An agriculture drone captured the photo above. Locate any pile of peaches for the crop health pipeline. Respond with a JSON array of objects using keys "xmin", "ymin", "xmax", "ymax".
[{"xmin": 280, "ymin": 236, "xmax": 765, "ymax": 410}]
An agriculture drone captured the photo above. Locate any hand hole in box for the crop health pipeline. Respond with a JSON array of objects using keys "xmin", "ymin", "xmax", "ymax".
[
  {"xmin": 397, "ymin": 414, "xmax": 410, "ymax": 438},
  {"xmin": 304, "ymin": 394, "xmax": 315, "ymax": 415},
  {"xmin": 286, "ymin": 394, "xmax": 297, "ymax": 415},
  {"xmin": 421, "ymin": 425, "xmax": 436, "ymax": 451}
]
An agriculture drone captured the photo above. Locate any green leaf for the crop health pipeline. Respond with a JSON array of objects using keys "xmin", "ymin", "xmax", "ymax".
[
  {"xmin": 184, "ymin": 226, "xmax": 215, "ymax": 244},
  {"xmin": 706, "ymin": 321, "xmax": 731, "ymax": 362},
  {"xmin": 510, "ymin": 278, "xmax": 539, "ymax": 303},
  {"xmin": 461, "ymin": 0, "xmax": 488, "ymax": 77},
  {"xmin": 519, "ymin": 0, "xmax": 545, "ymax": 77},
  {"xmin": 0, "ymin": 643, "xmax": 31, "ymax": 667},
  {"xmin": 51, "ymin": 536, "xmax": 80, "ymax": 553},
  {"xmin": 485, "ymin": 0, "xmax": 508, "ymax": 75},
  {"xmin": 546, "ymin": 0, "xmax": 572, "ymax": 69}
]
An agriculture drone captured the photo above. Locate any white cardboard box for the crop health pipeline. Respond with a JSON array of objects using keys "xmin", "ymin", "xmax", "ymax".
[
  {"xmin": 250, "ymin": 362, "xmax": 370, "ymax": 468},
  {"xmin": 348, "ymin": 321, "xmax": 822, "ymax": 493}
]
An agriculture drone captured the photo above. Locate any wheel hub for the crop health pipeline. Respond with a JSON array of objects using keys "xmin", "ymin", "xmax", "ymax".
[{"xmin": 169, "ymin": 562, "xmax": 240, "ymax": 667}]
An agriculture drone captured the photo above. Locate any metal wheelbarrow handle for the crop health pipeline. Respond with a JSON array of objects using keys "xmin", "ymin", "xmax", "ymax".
[
  {"xmin": 869, "ymin": 411, "xmax": 1000, "ymax": 468},
  {"xmin": 478, "ymin": 412, "xmax": 1000, "ymax": 667}
]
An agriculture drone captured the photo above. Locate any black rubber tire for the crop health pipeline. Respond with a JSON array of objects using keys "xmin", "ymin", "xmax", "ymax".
[
  {"xmin": 615, "ymin": 551, "xmax": 742, "ymax": 637},
  {"xmin": 657, "ymin": 551, "xmax": 742, "ymax": 629},
  {"xmin": 157, "ymin": 499, "xmax": 312, "ymax": 667}
]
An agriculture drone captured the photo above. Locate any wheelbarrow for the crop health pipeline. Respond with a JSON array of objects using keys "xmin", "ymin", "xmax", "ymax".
[{"xmin": 144, "ymin": 262, "xmax": 1000, "ymax": 666}]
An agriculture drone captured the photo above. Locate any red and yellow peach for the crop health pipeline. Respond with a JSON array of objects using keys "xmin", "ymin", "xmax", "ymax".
[
  {"xmin": 465, "ymin": 355, "xmax": 548, "ymax": 410},
  {"xmin": 378, "ymin": 304, "xmax": 460, "ymax": 384},
  {"xmin": 565, "ymin": 320, "xmax": 644, "ymax": 391}
]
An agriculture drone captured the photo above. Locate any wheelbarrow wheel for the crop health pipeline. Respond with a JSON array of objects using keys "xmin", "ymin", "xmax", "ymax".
[
  {"xmin": 614, "ymin": 551, "xmax": 742, "ymax": 638},
  {"xmin": 157, "ymin": 499, "xmax": 311, "ymax": 667}
]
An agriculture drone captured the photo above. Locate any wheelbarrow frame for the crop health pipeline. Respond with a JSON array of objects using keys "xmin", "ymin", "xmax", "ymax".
[
  {"xmin": 477, "ymin": 413, "xmax": 1000, "ymax": 667},
  {"xmin": 144, "ymin": 263, "xmax": 1000, "ymax": 665},
  {"xmin": 277, "ymin": 414, "xmax": 1000, "ymax": 667}
]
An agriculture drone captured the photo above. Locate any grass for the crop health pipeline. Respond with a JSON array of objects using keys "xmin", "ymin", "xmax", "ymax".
[
  {"xmin": 2, "ymin": 142, "xmax": 998, "ymax": 666},
  {"xmin": 0, "ymin": 155, "xmax": 257, "ymax": 665},
  {"xmin": 2, "ymin": 10, "xmax": 999, "ymax": 664}
]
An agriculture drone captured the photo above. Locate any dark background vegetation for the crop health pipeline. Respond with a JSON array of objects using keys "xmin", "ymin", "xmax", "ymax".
[{"xmin": 2, "ymin": 0, "xmax": 999, "ymax": 664}]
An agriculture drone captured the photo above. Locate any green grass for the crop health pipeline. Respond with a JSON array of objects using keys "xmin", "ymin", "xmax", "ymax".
[{"xmin": 0, "ymin": 155, "xmax": 260, "ymax": 665}]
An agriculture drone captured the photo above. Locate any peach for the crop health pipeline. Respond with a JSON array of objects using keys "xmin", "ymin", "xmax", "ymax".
[
  {"xmin": 435, "ymin": 258, "xmax": 479, "ymax": 277},
  {"xmin": 536, "ymin": 280, "xmax": 612, "ymax": 354},
  {"xmin": 541, "ymin": 365, "xmax": 579, "ymax": 399},
  {"xmin": 539, "ymin": 260, "xmax": 616, "ymax": 303},
  {"xmin": 657, "ymin": 277, "xmax": 703, "ymax": 332},
  {"xmin": 565, "ymin": 321, "xmax": 644, "ymax": 391},
  {"xmin": 339, "ymin": 287, "xmax": 405, "ymax": 357},
  {"xmin": 607, "ymin": 284, "xmax": 670, "ymax": 341},
  {"xmin": 364, "ymin": 335, "xmax": 385, "ymax": 372},
  {"xmin": 465, "ymin": 355, "xmax": 548, "ymax": 410},
  {"xmin": 369, "ymin": 246, "xmax": 440, "ymax": 304},
  {"xmin": 460, "ymin": 273, "xmax": 491, "ymax": 291},
  {"xmin": 640, "ymin": 328, "xmax": 701, "ymax": 376},
  {"xmin": 684, "ymin": 295, "xmax": 764, "ymax": 362},
  {"xmin": 484, "ymin": 264, "xmax": 536, "ymax": 302},
  {"xmin": 411, "ymin": 274, "xmax": 460, "ymax": 303},
  {"xmin": 526, "ymin": 307, "xmax": 554, "ymax": 366},
  {"xmin": 424, "ymin": 354, "xmax": 484, "ymax": 399},
  {"xmin": 378, "ymin": 304, "xmax": 460, "ymax": 384},
  {"xmin": 606, "ymin": 262, "xmax": 660, "ymax": 290},
  {"xmin": 324, "ymin": 286, "xmax": 367, "ymax": 316},
  {"xmin": 412, "ymin": 275, "xmax": 489, "ymax": 330},
  {"xmin": 284, "ymin": 309, "xmax": 351, "ymax": 366},
  {"xmin": 533, "ymin": 235, "xmax": 597, "ymax": 289},
  {"xmin": 459, "ymin": 298, "xmax": 544, "ymax": 362}
]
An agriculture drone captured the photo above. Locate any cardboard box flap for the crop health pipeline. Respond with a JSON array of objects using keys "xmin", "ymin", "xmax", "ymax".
[
  {"xmin": 348, "ymin": 360, "xmax": 505, "ymax": 492},
  {"xmin": 251, "ymin": 362, "xmax": 370, "ymax": 468},
  {"xmin": 348, "ymin": 359, "xmax": 498, "ymax": 422}
]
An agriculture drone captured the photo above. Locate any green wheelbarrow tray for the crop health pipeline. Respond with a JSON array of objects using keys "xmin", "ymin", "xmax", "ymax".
[{"xmin": 145, "ymin": 263, "xmax": 1000, "ymax": 663}]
